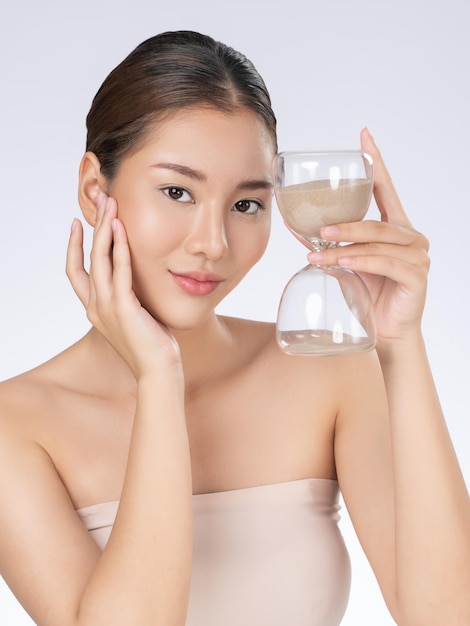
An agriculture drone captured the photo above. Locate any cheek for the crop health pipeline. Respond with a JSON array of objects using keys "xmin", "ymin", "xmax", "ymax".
[
  {"xmin": 125, "ymin": 221, "xmax": 177, "ymax": 266},
  {"xmin": 115, "ymin": 196, "xmax": 179, "ymax": 258},
  {"xmin": 236, "ymin": 222, "xmax": 271, "ymax": 270},
  {"xmin": 118, "ymin": 212, "xmax": 176, "ymax": 290}
]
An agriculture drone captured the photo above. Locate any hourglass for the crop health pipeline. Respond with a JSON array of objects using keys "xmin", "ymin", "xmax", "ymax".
[{"xmin": 274, "ymin": 151, "xmax": 376, "ymax": 356}]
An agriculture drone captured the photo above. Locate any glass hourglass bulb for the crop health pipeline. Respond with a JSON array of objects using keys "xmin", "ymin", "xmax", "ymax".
[{"xmin": 274, "ymin": 151, "xmax": 376, "ymax": 356}]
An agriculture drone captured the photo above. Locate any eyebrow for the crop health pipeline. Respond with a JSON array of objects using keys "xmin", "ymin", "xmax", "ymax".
[{"xmin": 152, "ymin": 162, "xmax": 273, "ymax": 191}]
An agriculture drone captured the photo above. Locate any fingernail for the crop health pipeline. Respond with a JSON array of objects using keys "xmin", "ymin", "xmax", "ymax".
[
  {"xmin": 71, "ymin": 218, "xmax": 79, "ymax": 232},
  {"xmin": 308, "ymin": 251, "xmax": 326, "ymax": 262},
  {"xmin": 365, "ymin": 127, "xmax": 375, "ymax": 143},
  {"xmin": 320, "ymin": 225, "xmax": 339, "ymax": 239}
]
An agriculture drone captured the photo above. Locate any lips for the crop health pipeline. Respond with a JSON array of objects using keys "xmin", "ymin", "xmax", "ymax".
[{"xmin": 169, "ymin": 270, "xmax": 224, "ymax": 296}]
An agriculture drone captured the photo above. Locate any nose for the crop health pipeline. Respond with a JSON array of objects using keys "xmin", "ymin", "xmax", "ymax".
[{"xmin": 184, "ymin": 202, "xmax": 229, "ymax": 260}]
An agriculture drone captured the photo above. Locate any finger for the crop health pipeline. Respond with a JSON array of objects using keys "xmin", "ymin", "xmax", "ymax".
[
  {"xmin": 343, "ymin": 241, "xmax": 429, "ymax": 268},
  {"xmin": 309, "ymin": 241, "xmax": 429, "ymax": 274},
  {"xmin": 111, "ymin": 218, "xmax": 135, "ymax": 302},
  {"xmin": 361, "ymin": 128, "xmax": 412, "ymax": 228},
  {"xmin": 93, "ymin": 191, "xmax": 107, "ymax": 230},
  {"xmin": 89, "ymin": 196, "xmax": 117, "ymax": 293},
  {"xmin": 320, "ymin": 220, "xmax": 428, "ymax": 250},
  {"xmin": 337, "ymin": 252, "xmax": 429, "ymax": 295},
  {"xmin": 65, "ymin": 218, "xmax": 90, "ymax": 305}
]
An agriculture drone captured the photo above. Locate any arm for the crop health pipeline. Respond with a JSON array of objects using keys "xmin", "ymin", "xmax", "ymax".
[
  {"xmin": 0, "ymin": 196, "xmax": 193, "ymax": 626},
  {"xmin": 78, "ymin": 369, "xmax": 192, "ymax": 626},
  {"xmin": 70, "ymin": 197, "xmax": 194, "ymax": 626},
  {"xmin": 380, "ymin": 329, "xmax": 469, "ymax": 622},
  {"xmin": 310, "ymin": 129, "xmax": 470, "ymax": 625}
]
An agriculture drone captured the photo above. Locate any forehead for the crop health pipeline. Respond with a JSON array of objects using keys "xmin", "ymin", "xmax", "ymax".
[{"xmin": 135, "ymin": 107, "xmax": 275, "ymax": 179}]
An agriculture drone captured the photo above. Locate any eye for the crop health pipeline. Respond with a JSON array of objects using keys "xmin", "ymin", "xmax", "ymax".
[
  {"xmin": 232, "ymin": 199, "xmax": 264, "ymax": 215},
  {"xmin": 162, "ymin": 186, "xmax": 193, "ymax": 203}
]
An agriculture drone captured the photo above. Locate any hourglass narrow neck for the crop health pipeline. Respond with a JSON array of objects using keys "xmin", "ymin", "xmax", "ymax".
[{"xmin": 305, "ymin": 237, "xmax": 338, "ymax": 253}]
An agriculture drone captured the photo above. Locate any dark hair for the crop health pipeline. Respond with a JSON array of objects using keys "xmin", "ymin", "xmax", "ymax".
[{"xmin": 86, "ymin": 31, "xmax": 277, "ymax": 179}]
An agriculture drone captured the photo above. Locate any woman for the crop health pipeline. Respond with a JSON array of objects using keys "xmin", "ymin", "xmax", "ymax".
[{"xmin": 0, "ymin": 30, "xmax": 468, "ymax": 626}]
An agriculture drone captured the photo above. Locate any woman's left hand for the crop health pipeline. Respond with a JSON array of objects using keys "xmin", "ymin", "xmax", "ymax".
[{"xmin": 307, "ymin": 128, "xmax": 430, "ymax": 346}]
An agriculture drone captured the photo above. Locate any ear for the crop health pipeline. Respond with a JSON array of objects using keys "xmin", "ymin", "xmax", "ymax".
[{"xmin": 78, "ymin": 152, "xmax": 107, "ymax": 226}]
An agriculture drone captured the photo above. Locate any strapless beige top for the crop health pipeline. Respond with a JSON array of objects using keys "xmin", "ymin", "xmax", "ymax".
[{"xmin": 76, "ymin": 478, "xmax": 350, "ymax": 625}]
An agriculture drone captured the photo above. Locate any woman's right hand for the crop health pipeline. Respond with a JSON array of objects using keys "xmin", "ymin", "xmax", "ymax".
[{"xmin": 66, "ymin": 193, "xmax": 182, "ymax": 379}]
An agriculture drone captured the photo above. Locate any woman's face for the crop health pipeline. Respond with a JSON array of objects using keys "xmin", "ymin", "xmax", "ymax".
[{"xmin": 105, "ymin": 107, "xmax": 275, "ymax": 331}]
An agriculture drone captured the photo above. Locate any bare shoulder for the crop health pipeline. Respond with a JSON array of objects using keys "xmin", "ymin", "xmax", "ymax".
[
  {"xmin": 214, "ymin": 315, "xmax": 386, "ymax": 485},
  {"xmin": 0, "ymin": 366, "xmax": 52, "ymax": 434},
  {"xmin": 0, "ymin": 350, "xmax": 80, "ymax": 511},
  {"xmin": 221, "ymin": 314, "xmax": 377, "ymax": 395},
  {"xmin": 0, "ymin": 354, "xmax": 73, "ymax": 484},
  {"xmin": 0, "ymin": 329, "xmax": 120, "ymax": 435},
  {"xmin": 0, "ymin": 346, "xmax": 79, "ymax": 439},
  {"xmin": 0, "ymin": 337, "xmax": 104, "ymax": 510},
  {"xmin": 219, "ymin": 316, "xmax": 387, "ymax": 457},
  {"xmin": 0, "ymin": 349, "xmax": 102, "ymax": 626}
]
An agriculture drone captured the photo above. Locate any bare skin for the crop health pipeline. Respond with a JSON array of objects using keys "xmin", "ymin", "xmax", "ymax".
[{"xmin": 0, "ymin": 110, "xmax": 468, "ymax": 626}]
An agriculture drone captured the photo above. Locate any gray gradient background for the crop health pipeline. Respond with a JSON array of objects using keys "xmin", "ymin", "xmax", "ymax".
[{"xmin": 1, "ymin": 0, "xmax": 469, "ymax": 624}]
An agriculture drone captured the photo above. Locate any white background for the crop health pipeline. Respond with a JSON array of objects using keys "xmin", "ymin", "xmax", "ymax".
[{"xmin": 1, "ymin": 0, "xmax": 469, "ymax": 624}]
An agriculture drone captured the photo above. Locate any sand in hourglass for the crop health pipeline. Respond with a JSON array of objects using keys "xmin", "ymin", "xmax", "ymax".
[{"xmin": 277, "ymin": 178, "xmax": 373, "ymax": 244}]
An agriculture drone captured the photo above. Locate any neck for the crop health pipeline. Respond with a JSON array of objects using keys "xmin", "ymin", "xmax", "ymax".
[{"xmin": 173, "ymin": 313, "xmax": 235, "ymax": 392}]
